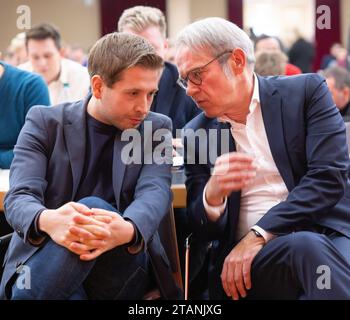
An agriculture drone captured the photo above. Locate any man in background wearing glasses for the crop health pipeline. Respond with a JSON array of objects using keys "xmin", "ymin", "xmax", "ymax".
[{"xmin": 176, "ymin": 17, "xmax": 350, "ymax": 299}]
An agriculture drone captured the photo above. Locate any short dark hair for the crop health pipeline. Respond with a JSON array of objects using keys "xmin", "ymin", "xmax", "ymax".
[
  {"xmin": 25, "ymin": 23, "xmax": 61, "ymax": 50},
  {"xmin": 254, "ymin": 35, "xmax": 285, "ymax": 52},
  {"xmin": 88, "ymin": 32, "xmax": 164, "ymax": 88}
]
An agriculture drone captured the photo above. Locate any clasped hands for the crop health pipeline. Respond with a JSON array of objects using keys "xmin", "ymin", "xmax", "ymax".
[{"xmin": 38, "ymin": 202, "xmax": 135, "ymax": 261}]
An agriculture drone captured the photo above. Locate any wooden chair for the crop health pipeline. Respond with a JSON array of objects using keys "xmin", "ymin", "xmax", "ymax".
[{"xmin": 143, "ymin": 206, "xmax": 183, "ymax": 299}]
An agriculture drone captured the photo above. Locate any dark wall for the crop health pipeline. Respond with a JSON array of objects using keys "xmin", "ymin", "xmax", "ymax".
[
  {"xmin": 314, "ymin": 0, "xmax": 341, "ymax": 70},
  {"xmin": 100, "ymin": 0, "xmax": 166, "ymax": 35}
]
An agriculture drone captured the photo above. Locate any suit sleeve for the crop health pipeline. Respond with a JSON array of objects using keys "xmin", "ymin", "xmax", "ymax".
[
  {"xmin": 4, "ymin": 107, "xmax": 50, "ymax": 243},
  {"xmin": 122, "ymin": 117, "xmax": 174, "ymax": 246},
  {"xmin": 257, "ymin": 75, "xmax": 350, "ymax": 235}
]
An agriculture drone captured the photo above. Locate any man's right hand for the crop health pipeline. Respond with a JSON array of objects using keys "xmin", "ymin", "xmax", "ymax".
[
  {"xmin": 205, "ymin": 152, "xmax": 257, "ymax": 206},
  {"xmin": 38, "ymin": 202, "xmax": 112, "ymax": 255}
]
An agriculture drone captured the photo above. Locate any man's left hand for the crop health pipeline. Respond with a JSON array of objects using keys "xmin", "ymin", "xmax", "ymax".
[{"xmin": 221, "ymin": 230, "xmax": 265, "ymax": 300}]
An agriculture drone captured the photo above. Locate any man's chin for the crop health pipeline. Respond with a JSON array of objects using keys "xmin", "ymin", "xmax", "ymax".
[{"xmin": 203, "ymin": 110, "xmax": 218, "ymax": 119}]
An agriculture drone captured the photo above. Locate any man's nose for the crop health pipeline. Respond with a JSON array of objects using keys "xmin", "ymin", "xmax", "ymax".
[
  {"xmin": 36, "ymin": 57, "xmax": 47, "ymax": 69},
  {"xmin": 186, "ymin": 81, "xmax": 199, "ymax": 98},
  {"xmin": 136, "ymin": 97, "xmax": 149, "ymax": 114}
]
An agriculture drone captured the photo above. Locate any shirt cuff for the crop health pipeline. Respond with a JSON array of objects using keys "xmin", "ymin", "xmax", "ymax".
[
  {"xmin": 28, "ymin": 210, "xmax": 47, "ymax": 246},
  {"xmin": 124, "ymin": 219, "xmax": 144, "ymax": 254},
  {"xmin": 203, "ymin": 183, "xmax": 227, "ymax": 222},
  {"xmin": 251, "ymin": 225, "xmax": 276, "ymax": 243}
]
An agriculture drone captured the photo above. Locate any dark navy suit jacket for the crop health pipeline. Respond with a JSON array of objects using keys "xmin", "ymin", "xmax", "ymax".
[
  {"xmin": 183, "ymin": 74, "xmax": 350, "ymax": 298},
  {"xmin": 0, "ymin": 96, "xmax": 181, "ymax": 299},
  {"xmin": 152, "ymin": 62, "xmax": 201, "ymax": 136}
]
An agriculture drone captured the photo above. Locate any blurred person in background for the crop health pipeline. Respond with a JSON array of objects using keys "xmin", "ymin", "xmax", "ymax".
[
  {"xmin": 4, "ymin": 33, "xmax": 27, "ymax": 67},
  {"xmin": 0, "ymin": 52, "xmax": 50, "ymax": 169},
  {"xmin": 288, "ymin": 33, "xmax": 315, "ymax": 73},
  {"xmin": 323, "ymin": 66, "xmax": 350, "ymax": 120},
  {"xmin": 255, "ymin": 51, "xmax": 287, "ymax": 76},
  {"xmin": 255, "ymin": 35, "xmax": 302, "ymax": 76},
  {"xmin": 19, "ymin": 23, "xmax": 90, "ymax": 104}
]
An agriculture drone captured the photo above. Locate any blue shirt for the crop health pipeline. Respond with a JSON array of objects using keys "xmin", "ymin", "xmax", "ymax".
[{"xmin": 0, "ymin": 62, "xmax": 50, "ymax": 168}]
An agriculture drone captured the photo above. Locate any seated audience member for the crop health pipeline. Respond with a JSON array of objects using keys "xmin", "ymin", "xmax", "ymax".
[
  {"xmin": 320, "ymin": 43, "xmax": 342, "ymax": 70},
  {"xmin": 323, "ymin": 66, "xmax": 350, "ymax": 119},
  {"xmin": 0, "ymin": 32, "xmax": 181, "ymax": 300},
  {"xmin": 255, "ymin": 35, "xmax": 302, "ymax": 76},
  {"xmin": 4, "ymin": 33, "xmax": 27, "ymax": 67},
  {"xmin": 0, "ymin": 58, "xmax": 50, "ymax": 169},
  {"xmin": 117, "ymin": 6, "xmax": 201, "ymax": 137},
  {"xmin": 19, "ymin": 23, "xmax": 90, "ymax": 105},
  {"xmin": 288, "ymin": 36, "xmax": 315, "ymax": 73},
  {"xmin": 254, "ymin": 51, "xmax": 287, "ymax": 76},
  {"xmin": 68, "ymin": 44, "xmax": 88, "ymax": 67},
  {"xmin": 176, "ymin": 17, "xmax": 350, "ymax": 300}
]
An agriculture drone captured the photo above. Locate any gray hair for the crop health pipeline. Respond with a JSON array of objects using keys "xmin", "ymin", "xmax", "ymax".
[{"xmin": 175, "ymin": 17, "xmax": 255, "ymax": 77}]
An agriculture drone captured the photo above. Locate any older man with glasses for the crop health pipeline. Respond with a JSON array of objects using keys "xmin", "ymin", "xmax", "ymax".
[{"xmin": 175, "ymin": 17, "xmax": 350, "ymax": 300}]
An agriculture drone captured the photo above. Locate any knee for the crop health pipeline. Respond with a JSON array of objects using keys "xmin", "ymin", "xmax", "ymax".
[
  {"xmin": 77, "ymin": 196, "xmax": 106, "ymax": 209},
  {"xmin": 289, "ymin": 231, "xmax": 328, "ymax": 257}
]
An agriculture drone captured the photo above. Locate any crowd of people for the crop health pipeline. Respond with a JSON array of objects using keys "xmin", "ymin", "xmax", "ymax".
[{"xmin": 1, "ymin": 5, "xmax": 350, "ymax": 300}]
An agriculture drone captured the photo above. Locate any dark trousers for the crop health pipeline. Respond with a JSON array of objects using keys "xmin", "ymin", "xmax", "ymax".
[
  {"xmin": 211, "ymin": 229, "xmax": 350, "ymax": 299},
  {"xmin": 11, "ymin": 197, "xmax": 150, "ymax": 300}
]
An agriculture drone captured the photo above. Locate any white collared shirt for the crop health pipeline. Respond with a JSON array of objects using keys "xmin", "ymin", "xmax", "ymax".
[
  {"xmin": 204, "ymin": 74, "xmax": 289, "ymax": 242},
  {"xmin": 19, "ymin": 58, "xmax": 90, "ymax": 105}
]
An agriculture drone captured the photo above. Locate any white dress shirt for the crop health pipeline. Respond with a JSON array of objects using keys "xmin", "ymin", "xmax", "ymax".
[
  {"xmin": 19, "ymin": 58, "xmax": 90, "ymax": 105},
  {"xmin": 204, "ymin": 74, "xmax": 289, "ymax": 242}
]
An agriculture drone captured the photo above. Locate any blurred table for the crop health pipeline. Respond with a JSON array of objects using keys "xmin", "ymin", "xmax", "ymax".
[
  {"xmin": 0, "ymin": 170, "xmax": 9, "ymax": 211},
  {"xmin": 0, "ymin": 169, "xmax": 186, "ymax": 211}
]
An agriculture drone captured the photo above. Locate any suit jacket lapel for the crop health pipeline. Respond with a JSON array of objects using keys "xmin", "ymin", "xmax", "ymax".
[
  {"xmin": 216, "ymin": 121, "xmax": 242, "ymax": 244},
  {"xmin": 258, "ymin": 76, "xmax": 295, "ymax": 191},
  {"xmin": 113, "ymin": 133, "xmax": 128, "ymax": 211},
  {"xmin": 64, "ymin": 98, "xmax": 88, "ymax": 199},
  {"xmin": 113, "ymin": 124, "xmax": 143, "ymax": 210}
]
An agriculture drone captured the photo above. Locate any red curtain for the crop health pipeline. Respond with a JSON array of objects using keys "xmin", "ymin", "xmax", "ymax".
[
  {"xmin": 99, "ymin": 0, "xmax": 166, "ymax": 36},
  {"xmin": 227, "ymin": 0, "xmax": 243, "ymax": 28},
  {"xmin": 314, "ymin": 0, "xmax": 341, "ymax": 70}
]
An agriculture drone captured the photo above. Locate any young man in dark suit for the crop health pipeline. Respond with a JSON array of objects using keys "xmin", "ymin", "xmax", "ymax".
[{"xmin": 0, "ymin": 32, "xmax": 180, "ymax": 300}]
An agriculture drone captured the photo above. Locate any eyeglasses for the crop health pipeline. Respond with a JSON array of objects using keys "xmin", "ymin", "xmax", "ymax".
[{"xmin": 177, "ymin": 50, "xmax": 233, "ymax": 90}]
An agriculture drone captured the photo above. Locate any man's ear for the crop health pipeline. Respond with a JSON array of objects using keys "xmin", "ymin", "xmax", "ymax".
[
  {"xmin": 229, "ymin": 48, "xmax": 247, "ymax": 75},
  {"xmin": 91, "ymin": 75, "xmax": 104, "ymax": 99}
]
